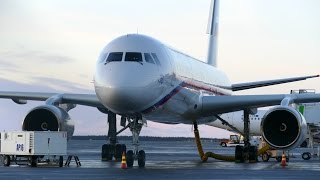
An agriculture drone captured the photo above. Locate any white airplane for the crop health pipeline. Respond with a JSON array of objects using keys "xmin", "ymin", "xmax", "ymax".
[{"xmin": 1, "ymin": 0, "xmax": 320, "ymax": 167}]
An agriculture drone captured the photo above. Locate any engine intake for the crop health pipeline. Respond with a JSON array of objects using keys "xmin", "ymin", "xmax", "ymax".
[
  {"xmin": 22, "ymin": 105, "xmax": 75, "ymax": 139},
  {"xmin": 261, "ymin": 106, "xmax": 307, "ymax": 150}
]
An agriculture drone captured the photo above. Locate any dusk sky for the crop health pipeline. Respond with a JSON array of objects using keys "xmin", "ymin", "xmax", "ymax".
[{"xmin": 0, "ymin": 0, "xmax": 319, "ymax": 138}]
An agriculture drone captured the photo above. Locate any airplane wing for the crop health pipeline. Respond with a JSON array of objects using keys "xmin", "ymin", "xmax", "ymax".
[
  {"xmin": 199, "ymin": 93, "xmax": 320, "ymax": 116},
  {"xmin": 231, "ymin": 75, "xmax": 319, "ymax": 91},
  {"xmin": 0, "ymin": 92, "xmax": 104, "ymax": 108}
]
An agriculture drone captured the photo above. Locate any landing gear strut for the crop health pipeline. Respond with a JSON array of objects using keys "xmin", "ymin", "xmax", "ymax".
[
  {"xmin": 101, "ymin": 112, "xmax": 126, "ymax": 161},
  {"xmin": 126, "ymin": 116, "xmax": 146, "ymax": 168},
  {"xmin": 235, "ymin": 109, "xmax": 258, "ymax": 163}
]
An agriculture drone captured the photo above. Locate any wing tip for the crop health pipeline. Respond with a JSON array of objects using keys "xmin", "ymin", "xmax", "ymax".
[{"xmin": 307, "ymin": 75, "xmax": 319, "ymax": 79}]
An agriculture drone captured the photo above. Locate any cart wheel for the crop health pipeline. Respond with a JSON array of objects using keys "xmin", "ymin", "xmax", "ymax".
[
  {"xmin": 59, "ymin": 156, "xmax": 63, "ymax": 167},
  {"xmin": 302, "ymin": 152, "xmax": 311, "ymax": 160},
  {"xmin": 261, "ymin": 153, "xmax": 270, "ymax": 162},
  {"xmin": 3, "ymin": 155, "xmax": 10, "ymax": 167},
  {"xmin": 31, "ymin": 156, "xmax": 37, "ymax": 167}
]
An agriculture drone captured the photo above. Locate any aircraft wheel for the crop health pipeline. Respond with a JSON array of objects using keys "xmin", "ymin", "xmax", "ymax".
[
  {"xmin": 3, "ymin": 155, "xmax": 10, "ymax": 167},
  {"xmin": 114, "ymin": 144, "xmax": 124, "ymax": 160},
  {"xmin": 137, "ymin": 150, "xmax": 146, "ymax": 168},
  {"xmin": 261, "ymin": 153, "xmax": 270, "ymax": 162},
  {"xmin": 221, "ymin": 142, "xmax": 227, "ymax": 147},
  {"xmin": 235, "ymin": 145, "xmax": 244, "ymax": 163},
  {"xmin": 115, "ymin": 144, "xmax": 126, "ymax": 161},
  {"xmin": 302, "ymin": 152, "xmax": 311, "ymax": 160},
  {"xmin": 126, "ymin": 150, "xmax": 134, "ymax": 167},
  {"xmin": 249, "ymin": 146, "xmax": 258, "ymax": 162},
  {"xmin": 101, "ymin": 144, "xmax": 113, "ymax": 161},
  {"xmin": 59, "ymin": 156, "xmax": 63, "ymax": 167}
]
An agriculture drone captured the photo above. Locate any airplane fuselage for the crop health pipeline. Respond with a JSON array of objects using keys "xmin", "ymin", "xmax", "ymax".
[
  {"xmin": 208, "ymin": 110, "xmax": 267, "ymax": 136},
  {"xmin": 94, "ymin": 34, "xmax": 232, "ymax": 124}
]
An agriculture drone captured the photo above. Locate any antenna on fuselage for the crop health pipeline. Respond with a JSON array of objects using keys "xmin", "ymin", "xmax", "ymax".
[{"xmin": 206, "ymin": 0, "xmax": 219, "ymax": 67}]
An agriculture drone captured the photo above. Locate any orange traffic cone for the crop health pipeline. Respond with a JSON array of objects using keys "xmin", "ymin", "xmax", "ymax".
[
  {"xmin": 121, "ymin": 152, "xmax": 127, "ymax": 169},
  {"xmin": 280, "ymin": 153, "xmax": 287, "ymax": 167}
]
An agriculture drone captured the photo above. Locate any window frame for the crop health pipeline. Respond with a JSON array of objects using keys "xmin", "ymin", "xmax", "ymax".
[
  {"xmin": 151, "ymin": 53, "xmax": 161, "ymax": 66},
  {"xmin": 124, "ymin": 52, "xmax": 143, "ymax": 62},
  {"xmin": 106, "ymin": 52, "xmax": 124, "ymax": 63},
  {"xmin": 144, "ymin": 53, "xmax": 155, "ymax": 64}
]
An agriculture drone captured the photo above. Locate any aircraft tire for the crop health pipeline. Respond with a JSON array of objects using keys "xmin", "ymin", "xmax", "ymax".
[
  {"xmin": 249, "ymin": 146, "xmax": 258, "ymax": 162},
  {"xmin": 101, "ymin": 144, "xmax": 113, "ymax": 161},
  {"xmin": 115, "ymin": 144, "xmax": 126, "ymax": 160},
  {"xmin": 235, "ymin": 145, "xmax": 244, "ymax": 163},
  {"xmin": 126, "ymin": 150, "xmax": 134, "ymax": 167},
  {"xmin": 137, "ymin": 150, "xmax": 146, "ymax": 168}
]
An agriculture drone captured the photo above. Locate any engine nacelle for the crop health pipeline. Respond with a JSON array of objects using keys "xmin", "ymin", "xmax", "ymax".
[
  {"xmin": 261, "ymin": 106, "xmax": 307, "ymax": 150},
  {"xmin": 22, "ymin": 105, "xmax": 75, "ymax": 140}
]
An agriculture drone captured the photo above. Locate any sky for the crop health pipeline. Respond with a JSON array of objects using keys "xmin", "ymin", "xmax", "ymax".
[{"xmin": 0, "ymin": 0, "xmax": 319, "ymax": 138}]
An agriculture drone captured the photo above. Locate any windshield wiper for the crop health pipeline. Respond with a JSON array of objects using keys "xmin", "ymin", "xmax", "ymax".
[{"xmin": 135, "ymin": 61, "xmax": 143, "ymax": 65}]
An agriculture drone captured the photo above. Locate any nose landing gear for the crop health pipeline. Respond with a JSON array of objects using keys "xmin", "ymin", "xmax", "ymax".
[{"xmin": 126, "ymin": 117, "xmax": 146, "ymax": 168}]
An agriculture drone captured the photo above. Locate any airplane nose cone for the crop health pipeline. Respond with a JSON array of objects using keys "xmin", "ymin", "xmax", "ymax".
[
  {"xmin": 103, "ymin": 87, "xmax": 141, "ymax": 113},
  {"xmin": 94, "ymin": 63, "xmax": 161, "ymax": 114}
]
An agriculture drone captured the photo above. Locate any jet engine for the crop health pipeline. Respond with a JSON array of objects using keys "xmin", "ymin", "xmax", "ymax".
[
  {"xmin": 22, "ymin": 105, "xmax": 75, "ymax": 139},
  {"xmin": 261, "ymin": 106, "xmax": 307, "ymax": 150}
]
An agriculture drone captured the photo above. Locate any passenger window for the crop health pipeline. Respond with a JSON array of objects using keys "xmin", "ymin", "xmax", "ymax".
[
  {"xmin": 106, "ymin": 52, "xmax": 123, "ymax": 63},
  {"xmin": 151, "ymin": 53, "xmax": 161, "ymax": 65},
  {"xmin": 144, "ymin": 53, "xmax": 155, "ymax": 64},
  {"xmin": 125, "ymin": 52, "xmax": 143, "ymax": 62}
]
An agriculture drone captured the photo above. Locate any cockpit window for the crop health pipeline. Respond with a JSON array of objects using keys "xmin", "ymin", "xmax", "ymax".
[
  {"xmin": 106, "ymin": 52, "xmax": 123, "ymax": 63},
  {"xmin": 144, "ymin": 53, "xmax": 155, "ymax": 64},
  {"xmin": 125, "ymin": 52, "xmax": 143, "ymax": 62},
  {"xmin": 151, "ymin": 53, "xmax": 161, "ymax": 66}
]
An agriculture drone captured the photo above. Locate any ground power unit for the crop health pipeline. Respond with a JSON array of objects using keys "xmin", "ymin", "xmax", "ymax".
[{"xmin": 0, "ymin": 131, "xmax": 67, "ymax": 167}]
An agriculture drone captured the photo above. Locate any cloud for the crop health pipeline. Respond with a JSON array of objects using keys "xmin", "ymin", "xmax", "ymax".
[
  {"xmin": 1, "ymin": 50, "xmax": 75, "ymax": 64},
  {"xmin": 0, "ymin": 60, "xmax": 20, "ymax": 73},
  {"xmin": 30, "ymin": 76, "xmax": 93, "ymax": 93},
  {"xmin": 0, "ymin": 61, "xmax": 18, "ymax": 68}
]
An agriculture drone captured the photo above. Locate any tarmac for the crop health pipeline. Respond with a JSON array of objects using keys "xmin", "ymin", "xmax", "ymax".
[{"xmin": 1, "ymin": 139, "xmax": 320, "ymax": 179}]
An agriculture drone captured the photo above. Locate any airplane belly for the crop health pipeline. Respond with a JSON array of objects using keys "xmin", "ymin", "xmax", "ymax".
[{"xmin": 142, "ymin": 87, "xmax": 216, "ymax": 124}]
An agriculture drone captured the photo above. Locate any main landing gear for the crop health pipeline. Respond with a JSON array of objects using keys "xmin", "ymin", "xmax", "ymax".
[
  {"xmin": 101, "ymin": 113, "xmax": 126, "ymax": 161},
  {"xmin": 234, "ymin": 110, "xmax": 258, "ymax": 163},
  {"xmin": 101, "ymin": 113, "xmax": 146, "ymax": 168}
]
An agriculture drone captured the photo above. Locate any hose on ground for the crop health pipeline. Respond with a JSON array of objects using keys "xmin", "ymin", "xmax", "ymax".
[
  {"xmin": 193, "ymin": 123, "xmax": 270, "ymax": 162},
  {"xmin": 194, "ymin": 124, "xmax": 235, "ymax": 162}
]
